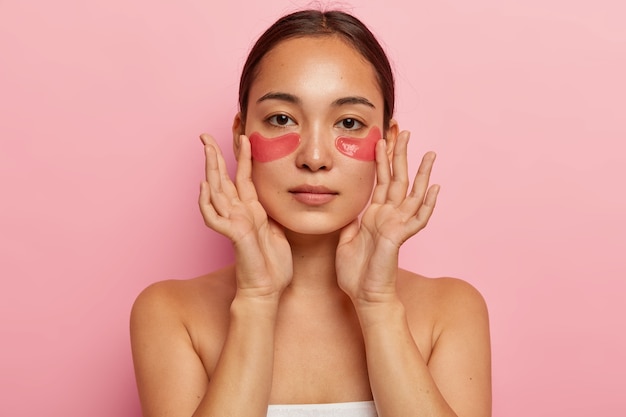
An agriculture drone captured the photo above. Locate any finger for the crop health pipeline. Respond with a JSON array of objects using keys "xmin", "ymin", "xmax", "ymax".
[
  {"xmin": 201, "ymin": 134, "xmax": 238, "ymax": 200},
  {"xmin": 214, "ymin": 144, "xmax": 238, "ymax": 200},
  {"xmin": 202, "ymin": 140, "xmax": 221, "ymax": 192},
  {"xmin": 204, "ymin": 143, "xmax": 235, "ymax": 218},
  {"xmin": 410, "ymin": 183, "xmax": 440, "ymax": 231},
  {"xmin": 412, "ymin": 151, "xmax": 436, "ymax": 201},
  {"xmin": 234, "ymin": 135, "xmax": 259, "ymax": 202},
  {"xmin": 201, "ymin": 134, "xmax": 222, "ymax": 186},
  {"xmin": 199, "ymin": 181, "xmax": 219, "ymax": 223},
  {"xmin": 397, "ymin": 151, "xmax": 437, "ymax": 219},
  {"xmin": 386, "ymin": 130, "xmax": 410, "ymax": 204},
  {"xmin": 337, "ymin": 218, "xmax": 360, "ymax": 246},
  {"xmin": 371, "ymin": 139, "xmax": 391, "ymax": 205},
  {"xmin": 198, "ymin": 181, "xmax": 230, "ymax": 234}
]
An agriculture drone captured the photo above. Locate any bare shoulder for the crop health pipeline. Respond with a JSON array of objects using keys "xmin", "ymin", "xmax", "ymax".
[
  {"xmin": 129, "ymin": 267, "xmax": 237, "ymax": 414},
  {"xmin": 397, "ymin": 269, "xmax": 487, "ymax": 314},
  {"xmin": 130, "ymin": 265, "xmax": 237, "ymax": 393},
  {"xmin": 130, "ymin": 265, "xmax": 237, "ymax": 339},
  {"xmin": 397, "ymin": 270, "xmax": 492, "ymax": 414},
  {"xmin": 396, "ymin": 269, "xmax": 489, "ymax": 353}
]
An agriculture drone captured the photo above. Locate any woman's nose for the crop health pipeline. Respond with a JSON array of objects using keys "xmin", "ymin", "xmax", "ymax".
[{"xmin": 294, "ymin": 129, "xmax": 334, "ymax": 171}]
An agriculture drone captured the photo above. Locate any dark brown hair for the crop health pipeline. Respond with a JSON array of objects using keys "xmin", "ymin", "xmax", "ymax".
[{"xmin": 238, "ymin": 10, "xmax": 395, "ymax": 132}]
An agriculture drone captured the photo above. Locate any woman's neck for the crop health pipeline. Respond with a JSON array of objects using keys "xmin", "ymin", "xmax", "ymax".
[{"xmin": 284, "ymin": 230, "xmax": 342, "ymax": 294}]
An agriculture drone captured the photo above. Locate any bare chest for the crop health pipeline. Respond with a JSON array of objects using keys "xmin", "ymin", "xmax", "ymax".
[
  {"xmin": 269, "ymin": 315, "xmax": 372, "ymax": 404},
  {"xmin": 187, "ymin": 285, "xmax": 435, "ymax": 404}
]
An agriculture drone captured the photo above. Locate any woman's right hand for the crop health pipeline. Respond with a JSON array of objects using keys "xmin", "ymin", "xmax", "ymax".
[{"xmin": 199, "ymin": 133, "xmax": 293, "ymax": 300}]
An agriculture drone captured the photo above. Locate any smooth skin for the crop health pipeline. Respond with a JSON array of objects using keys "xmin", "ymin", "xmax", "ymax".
[{"xmin": 130, "ymin": 36, "xmax": 491, "ymax": 417}]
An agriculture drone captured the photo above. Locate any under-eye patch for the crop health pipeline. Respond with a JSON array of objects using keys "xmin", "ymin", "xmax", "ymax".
[
  {"xmin": 248, "ymin": 126, "xmax": 382, "ymax": 162},
  {"xmin": 249, "ymin": 132, "xmax": 301, "ymax": 162},
  {"xmin": 335, "ymin": 126, "xmax": 381, "ymax": 161}
]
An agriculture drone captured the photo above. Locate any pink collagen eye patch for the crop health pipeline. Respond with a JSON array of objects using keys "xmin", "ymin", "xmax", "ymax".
[
  {"xmin": 335, "ymin": 126, "xmax": 382, "ymax": 161},
  {"xmin": 248, "ymin": 126, "xmax": 382, "ymax": 162},
  {"xmin": 249, "ymin": 132, "xmax": 301, "ymax": 162}
]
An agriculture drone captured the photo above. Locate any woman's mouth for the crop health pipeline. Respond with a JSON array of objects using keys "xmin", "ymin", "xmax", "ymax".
[{"xmin": 289, "ymin": 185, "xmax": 338, "ymax": 205}]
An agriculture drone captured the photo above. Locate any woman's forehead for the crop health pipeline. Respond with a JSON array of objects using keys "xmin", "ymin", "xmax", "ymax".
[{"xmin": 250, "ymin": 36, "xmax": 382, "ymax": 105}]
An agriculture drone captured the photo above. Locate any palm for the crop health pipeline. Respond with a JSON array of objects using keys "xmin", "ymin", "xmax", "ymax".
[
  {"xmin": 336, "ymin": 132, "xmax": 439, "ymax": 302},
  {"xmin": 199, "ymin": 134, "xmax": 292, "ymax": 296}
]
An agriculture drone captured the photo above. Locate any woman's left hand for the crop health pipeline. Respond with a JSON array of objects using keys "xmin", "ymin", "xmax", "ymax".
[{"xmin": 336, "ymin": 131, "xmax": 440, "ymax": 305}]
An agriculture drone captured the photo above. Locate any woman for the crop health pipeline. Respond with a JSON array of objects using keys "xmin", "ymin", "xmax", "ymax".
[{"xmin": 131, "ymin": 9, "xmax": 491, "ymax": 417}]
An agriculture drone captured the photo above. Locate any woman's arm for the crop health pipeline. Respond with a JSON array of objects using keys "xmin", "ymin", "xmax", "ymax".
[
  {"xmin": 131, "ymin": 134, "xmax": 292, "ymax": 417},
  {"xmin": 356, "ymin": 280, "xmax": 491, "ymax": 417},
  {"xmin": 131, "ymin": 282, "xmax": 280, "ymax": 417},
  {"xmin": 337, "ymin": 131, "xmax": 491, "ymax": 416},
  {"xmin": 130, "ymin": 281, "xmax": 210, "ymax": 417}
]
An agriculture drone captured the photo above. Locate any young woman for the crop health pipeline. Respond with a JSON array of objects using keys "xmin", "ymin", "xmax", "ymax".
[{"xmin": 131, "ymin": 9, "xmax": 491, "ymax": 417}]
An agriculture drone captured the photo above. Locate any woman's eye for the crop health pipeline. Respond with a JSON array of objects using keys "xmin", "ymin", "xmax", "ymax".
[
  {"xmin": 336, "ymin": 118, "xmax": 364, "ymax": 130},
  {"xmin": 268, "ymin": 114, "xmax": 295, "ymax": 126}
]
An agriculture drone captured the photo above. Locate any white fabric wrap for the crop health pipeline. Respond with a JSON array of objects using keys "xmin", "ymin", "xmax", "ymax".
[{"xmin": 267, "ymin": 401, "xmax": 377, "ymax": 417}]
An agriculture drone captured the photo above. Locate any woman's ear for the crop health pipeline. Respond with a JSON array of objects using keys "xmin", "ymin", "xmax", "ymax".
[
  {"xmin": 232, "ymin": 112, "xmax": 245, "ymax": 158},
  {"xmin": 385, "ymin": 119, "xmax": 400, "ymax": 161}
]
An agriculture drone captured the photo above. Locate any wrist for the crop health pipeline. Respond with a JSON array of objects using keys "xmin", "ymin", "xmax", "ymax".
[
  {"xmin": 354, "ymin": 296, "xmax": 406, "ymax": 330},
  {"xmin": 231, "ymin": 291, "xmax": 281, "ymax": 322}
]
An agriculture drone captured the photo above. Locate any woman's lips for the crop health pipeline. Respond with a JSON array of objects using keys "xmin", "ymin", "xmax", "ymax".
[{"xmin": 289, "ymin": 185, "xmax": 338, "ymax": 205}]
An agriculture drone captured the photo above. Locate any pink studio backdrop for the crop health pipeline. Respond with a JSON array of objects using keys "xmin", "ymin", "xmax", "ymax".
[{"xmin": 1, "ymin": 0, "xmax": 624, "ymax": 416}]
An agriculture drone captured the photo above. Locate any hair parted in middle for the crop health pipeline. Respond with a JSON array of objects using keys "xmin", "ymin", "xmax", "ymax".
[{"xmin": 238, "ymin": 9, "xmax": 395, "ymax": 132}]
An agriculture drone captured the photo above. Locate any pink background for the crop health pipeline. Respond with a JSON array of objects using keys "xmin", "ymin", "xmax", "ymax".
[{"xmin": 1, "ymin": 0, "xmax": 624, "ymax": 415}]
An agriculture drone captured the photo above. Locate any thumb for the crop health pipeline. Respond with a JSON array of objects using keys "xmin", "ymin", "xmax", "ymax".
[{"xmin": 338, "ymin": 219, "xmax": 360, "ymax": 247}]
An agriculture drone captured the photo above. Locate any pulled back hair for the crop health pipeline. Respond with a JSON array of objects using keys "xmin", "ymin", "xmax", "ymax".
[{"xmin": 238, "ymin": 10, "xmax": 395, "ymax": 132}]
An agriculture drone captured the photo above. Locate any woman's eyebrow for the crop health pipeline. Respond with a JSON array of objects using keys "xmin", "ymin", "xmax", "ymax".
[
  {"xmin": 332, "ymin": 96, "xmax": 376, "ymax": 109},
  {"xmin": 257, "ymin": 92, "xmax": 301, "ymax": 104},
  {"xmin": 257, "ymin": 93, "xmax": 375, "ymax": 109}
]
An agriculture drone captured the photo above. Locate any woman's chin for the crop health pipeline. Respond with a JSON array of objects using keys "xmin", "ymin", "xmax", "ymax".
[{"xmin": 270, "ymin": 216, "xmax": 352, "ymax": 240}]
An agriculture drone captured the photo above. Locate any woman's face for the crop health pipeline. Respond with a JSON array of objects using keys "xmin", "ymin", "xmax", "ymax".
[{"xmin": 235, "ymin": 35, "xmax": 397, "ymax": 236}]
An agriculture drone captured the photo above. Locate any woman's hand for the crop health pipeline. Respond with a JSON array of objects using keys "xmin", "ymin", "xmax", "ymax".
[
  {"xmin": 336, "ymin": 131, "xmax": 439, "ymax": 305},
  {"xmin": 199, "ymin": 134, "xmax": 293, "ymax": 299}
]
